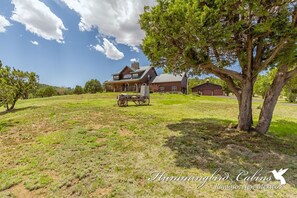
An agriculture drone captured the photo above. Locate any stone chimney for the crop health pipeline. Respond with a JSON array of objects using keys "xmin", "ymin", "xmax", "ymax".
[{"xmin": 131, "ymin": 62, "xmax": 140, "ymax": 70}]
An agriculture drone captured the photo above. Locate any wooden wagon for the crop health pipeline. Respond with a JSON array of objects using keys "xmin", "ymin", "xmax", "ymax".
[{"xmin": 117, "ymin": 84, "xmax": 150, "ymax": 107}]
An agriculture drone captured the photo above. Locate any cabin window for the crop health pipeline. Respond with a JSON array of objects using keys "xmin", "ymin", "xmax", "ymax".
[
  {"xmin": 123, "ymin": 74, "xmax": 132, "ymax": 79},
  {"xmin": 172, "ymin": 86, "xmax": 177, "ymax": 91},
  {"xmin": 132, "ymin": 73, "xmax": 138, "ymax": 78},
  {"xmin": 159, "ymin": 87, "xmax": 165, "ymax": 91},
  {"xmin": 113, "ymin": 75, "xmax": 119, "ymax": 80}
]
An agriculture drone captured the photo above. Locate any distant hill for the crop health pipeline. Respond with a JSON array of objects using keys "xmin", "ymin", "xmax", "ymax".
[{"xmin": 34, "ymin": 84, "xmax": 73, "ymax": 97}]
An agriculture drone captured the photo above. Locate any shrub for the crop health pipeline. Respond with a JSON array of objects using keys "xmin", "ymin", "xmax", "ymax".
[{"xmin": 74, "ymin": 85, "xmax": 84, "ymax": 95}]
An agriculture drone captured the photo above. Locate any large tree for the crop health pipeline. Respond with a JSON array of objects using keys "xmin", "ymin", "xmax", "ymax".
[
  {"xmin": 140, "ymin": 0, "xmax": 297, "ymax": 134},
  {"xmin": 0, "ymin": 62, "xmax": 38, "ymax": 111}
]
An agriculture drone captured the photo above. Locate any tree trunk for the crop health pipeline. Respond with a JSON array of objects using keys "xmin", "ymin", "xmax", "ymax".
[
  {"xmin": 237, "ymin": 81, "xmax": 253, "ymax": 131},
  {"xmin": 255, "ymin": 70, "xmax": 287, "ymax": 134},
  {"xmin": 9, "ymin": 102, "xmax": 16, "ymax": 111},
  {"xmin": 8, "ymin": 99, "xmax": 18, "ymax": 111}
]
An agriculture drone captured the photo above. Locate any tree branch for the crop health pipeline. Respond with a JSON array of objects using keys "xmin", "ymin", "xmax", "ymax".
[
  {"xmin": 286, "ymin": 66, "xmax": 297, "ymax": 80},
  {"xmin": 254, "ymin": 40, "xmax": 263, "ymax": 68},
  {"xmin": 247, "ymin": 35, "xmax": 253, "ymax": 78},
  {"xmin": 293, "ymin": 6, "xmax": 297, "ymax": 27},
  {"xmin": 207, "ymin": 69, "xmax": 241, "ymax": 99},
  {"xmin": 234, "ymin": 32, "xmax": 245, "ymax": 68},
  {"xmin": 254, "ymin": 38, "xmax": 287, "ymax": 74},
  {"xmin": 211, "ymin": 44, "xmax": 221, "ymax": 64},
  {"xmin": 202, "ymin": 64, "xmax": 243, "ymax": 81}
]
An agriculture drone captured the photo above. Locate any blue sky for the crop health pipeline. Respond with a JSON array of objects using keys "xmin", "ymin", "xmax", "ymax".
[{"xmin": 0, "ymin": 0, "xmax": 156, "ymax": 87}]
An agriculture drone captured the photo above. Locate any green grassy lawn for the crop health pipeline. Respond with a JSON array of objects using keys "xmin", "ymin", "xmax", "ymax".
[{"xmin": 0, "ymin": 93, "xmax": 296, "ymax": 197}]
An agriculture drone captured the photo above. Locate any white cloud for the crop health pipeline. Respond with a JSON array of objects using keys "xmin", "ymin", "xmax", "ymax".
[
  {"xmin": 130, "ymin": 58, "xmax": 139, "ymax": 62},
  {"xmin": 11, "ymin": 0, "xmax": 67, "ymax": 43},
  {"xmin": 30, "ymin": 40, "xmax": 39, "ymax": 45},
  {"xmin": 0, "ymin": 15, "xmax": 11, "ymax": 32},
  {"xmin": 92, "ymin": 38, "xmax": 124, "ymax": 60},
  {"xmin": 93, "ymin": 44, "xmax": 104, "ymax": 53},
  {"xmin": 60, "ymin": 0, "xmax": 156, "ymax": 46},
  {"xmin": 130, "ymin": 46, "xmax": 140, "ymax": 53}
]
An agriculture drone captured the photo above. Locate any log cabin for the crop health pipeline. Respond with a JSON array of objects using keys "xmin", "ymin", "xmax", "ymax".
[
  {"xmin": 105, "ymin": 62, "xmax": 188, "ymax": 94},
  {"xmin": 105, "ymin": 62, "xmax": 157, "ymax": 92}
]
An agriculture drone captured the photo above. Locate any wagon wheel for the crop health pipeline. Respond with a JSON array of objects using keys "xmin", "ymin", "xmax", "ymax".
[
  {"xmin": 143, "ymin": 97, "xmax": 150, "ymax": 105},
  {"xmin": 117, "ymin": 98, "xmax": 128, "ymax": 107}
]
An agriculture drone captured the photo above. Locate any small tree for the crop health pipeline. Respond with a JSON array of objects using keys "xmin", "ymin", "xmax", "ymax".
[
  {"xmin": 84, "ymin": 79, "xmax": 103, "ymax": 94},
  {"xmin": 0, "ymin": 62, "xmax": 38, "ymax": 111},
  {"xmin": 36, "ymin": 86, "xmax": 57, "ymax": 98},
  {"xmin": 222, "ymin": 82, "xmax": 231, "ymax": 96},
  {"xmin": 74, "ymin": 85, "xmax": 84, "ymax": 95}
]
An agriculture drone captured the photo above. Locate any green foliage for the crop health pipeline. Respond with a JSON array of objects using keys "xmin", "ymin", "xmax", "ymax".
[
  {"xmin": 73, "ymin": 85, "xmax": 84, "ymax": 95},
  {"xmin": 254, "ymin": 74, "xmax": 270, "ymax": 98},
  {"xmin": 32, "ymin": 84, "xmax": 73, "ymax": 98},
  {"xmin": 286, "ymin": 92, "xmax": 297, "ymax": 103},
  {"xmin": 284, "ymin": 75, "xmax": 297, "ymax": 103},
  {"xmin": 36, "ymin": 86, "xmax": 58, "ymax": 98},
  {"xmin": 140, "ymin": 0, "xmax": 296, "ymax": 70},
  {"xmin": 0, "ymin": 61, "xmax": 38, "ymax": 111},
  {"xmin": 84, "ymin": 79, "xmax": 103, "ymax": 94},
  {"xmin": 253, "ymin": 68, "xmax": 296, "ymax": 100}
]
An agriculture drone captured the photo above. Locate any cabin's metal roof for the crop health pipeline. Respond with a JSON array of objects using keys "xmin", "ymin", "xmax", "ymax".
[{"xmin": 152, "ymin": 73, "xmax": 185, "ymax": 83}]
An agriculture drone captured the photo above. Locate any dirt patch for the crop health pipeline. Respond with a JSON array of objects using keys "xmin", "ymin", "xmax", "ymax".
[
  {"xmin": 119, "ymin": 129, "xmax": 134, "ymax": 136},
  {"xmin": 4, "ymin": 183, "xmax": 42, "ymax": 198},
  {"xmin": 44, "ymin": 170, "xmax": 60, "ymax": 182},
  {"xmin": 90, "ymin": 187, "xmax": 112, "ymax": 197},
  {"xmin": 87, "ymin": 124, "xmax": 103, "ymax": 131},
  {"xmin": 96, "ymin": 138, "xmax": 107, "ymax": 143}
]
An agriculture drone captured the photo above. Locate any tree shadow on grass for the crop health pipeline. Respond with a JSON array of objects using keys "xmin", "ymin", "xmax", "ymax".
[
  {"xmin": 114, "ymin": 104, "xmax": 153, "ymax": 108},
  {"xmin": 0, "ymin": 106, "xmax": 40, "ymax": 116},
  {"xmin": 165, "ymin": 118, "xmax": 297, "ymax": 186}
]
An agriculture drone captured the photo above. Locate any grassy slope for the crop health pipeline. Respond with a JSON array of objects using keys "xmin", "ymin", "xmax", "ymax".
[{"xmin": 0, "ymin": 93, "xmax": 296, "ymax": 197}]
